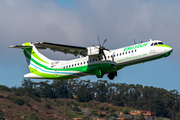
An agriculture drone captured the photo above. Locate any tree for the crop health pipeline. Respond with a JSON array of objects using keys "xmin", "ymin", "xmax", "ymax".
[
  {"xmin": 52, "ymin": 80, "xmax": 69, "ymax": 98},
  {"xmin": 149, "ymin": 99, "xmax": 166, "ymax": 117},
  {"xmin": 12, "ymin": 96, "xmax": 25, "ymax": 105},
  {"xmin": 76, "ymin": 83, "xmax": 92, "ymax": 102},
  {"xmin": 175, "ymin": 112, "xmax": 180, "ymax": 120},
  {"xmin": 39, "ymin": 81, "xmax": 54, "ymax": 98},
  {"xmin": 0, "ymin": 85, "xmax": 10, "ymax": 92},
  {"xmin": 107, "ymin": 113, "xmax": 118, "ymax": 120},
  {"xmin": 122, "ymin": 108, "xmax": 130, "ymax": 114},
  {"xmin": 95, "ymin": 80, "xmax": 108, "ymax": 102},
  {"xmin": 134, "ymin": 114, "xmax": 144, "ymax": 120},
  {"xmin": 91, "ymin": 109, "xmax": 98, "ymax": 116},
  {"xmin": 73, "ymin": 106, "xmax": 81, "ymax": 112}
]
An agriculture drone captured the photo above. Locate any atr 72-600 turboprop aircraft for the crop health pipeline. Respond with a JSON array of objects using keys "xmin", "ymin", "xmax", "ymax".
[{"xmin": 9, "ymin": 38, "xmax": 172, "ymax": 80}]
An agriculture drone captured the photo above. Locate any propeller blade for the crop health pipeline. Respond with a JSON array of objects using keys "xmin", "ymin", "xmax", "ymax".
[
  {"xmin": 97, "ymin": 35, "xmax": 101, "ymax": 46},
  {"xmin": 92, "ymin": 45, "xmax": 99, "ymax": 49},
  {"xmin": 102, "ymin": 39, "xmax": 107, "ymax": 47},
  {"xmin": 99, "ymin": 49, "xmax": 103, "ymax": 55},
  {"xmin": 102, "ymin": 51, "xmax": 107, "ymax": 60},
  {"xmin": 104, "ymin": 48, "xmax": 111, "ymax": 52}
]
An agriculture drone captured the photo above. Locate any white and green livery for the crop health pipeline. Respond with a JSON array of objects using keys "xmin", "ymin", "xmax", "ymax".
[{"xmin": 9, "ymin": 39, "xmax": 172, "ymax": 80}]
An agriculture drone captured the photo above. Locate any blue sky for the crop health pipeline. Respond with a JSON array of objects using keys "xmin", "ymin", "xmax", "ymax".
[{"xmin": 0, "ymin": 0, "xmax": 180, "ymax": 92}]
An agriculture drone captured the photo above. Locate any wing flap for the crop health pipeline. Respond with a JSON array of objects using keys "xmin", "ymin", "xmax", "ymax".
[{"xmin": 34, "ymin": 42, "xmax": 87, "ymax": 56}]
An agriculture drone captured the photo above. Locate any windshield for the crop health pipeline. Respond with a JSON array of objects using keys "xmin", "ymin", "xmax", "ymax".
[
  {"xmin": 151, "ymin": 42, "xmax": 164, "ymax": 46},
  {"xmin": 158, "ymin": 42, "xmax": 164, "ymax": 45}
]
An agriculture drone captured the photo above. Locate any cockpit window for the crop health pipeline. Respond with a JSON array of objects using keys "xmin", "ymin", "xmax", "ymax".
[
  {"xmin": 158, "ymin": 42, "xmax": 164, "ymax": 45},
  {"xmin": 154, "ymin": 42, "xmax": 158, "ymax": 45},
  {"xmin": 151, "ymin": 42, "xmax": 164, "ymax": 46}
]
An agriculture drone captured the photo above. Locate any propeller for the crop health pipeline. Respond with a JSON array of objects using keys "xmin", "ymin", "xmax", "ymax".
[{"xmin": 93, "ymin": 35, "xmax": 110, "ymax": 62}]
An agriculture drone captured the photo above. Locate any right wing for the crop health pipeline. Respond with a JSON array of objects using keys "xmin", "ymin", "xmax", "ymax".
[{"xmin": 34, "ymin": 42, "xmax": 88, "ymax": 56}]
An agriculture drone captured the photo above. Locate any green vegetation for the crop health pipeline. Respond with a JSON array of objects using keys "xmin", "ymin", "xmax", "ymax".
[
  {"xmin": 0, "ymin": 110, "xmax": 5, "ymax": 120},
  {"xmin": 107, "ymin": 113, "xmax": 118, "ymax": 119},
  {"xmin": 12, "ymin": 96, "xmax": 25, "ymax": 105},
  {"xmin": 73, "ymin": 106, "xmax": 81, "ymax": 112},
  {"xmin": 91, "ymin": 109, "xmax": 98, "ymax": 115},
  {"xmin": 122, "ymin": 108, "xmax": 130, "ymax": 114},
  {"xmin": 0, "ymin": 79, "xmax": 180, "ymax": 120},
  {"xmin": 45, "ymin": 103, "xmax": 51, "ymax": 109},
  {"xmin": 0, "ymin": 85, "xmax": 10, "ymax": 92},
  {"xmin": 29, "ymin": 113, "xmax": 39, "ymax": 120}
]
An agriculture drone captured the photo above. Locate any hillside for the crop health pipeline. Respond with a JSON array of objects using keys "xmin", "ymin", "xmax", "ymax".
[
  {"xmin": 0, "ymin": 91, "xmax": 72, "ymax": 120},
  {"xmin": 0, "ymin": 79, "xmax": 180, "ymax": 120},
  {"xmin": 0, "ymin": 90, "xmax": 126, "ymax": 120}
]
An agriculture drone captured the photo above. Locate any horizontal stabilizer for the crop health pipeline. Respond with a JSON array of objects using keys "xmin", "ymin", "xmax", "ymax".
[
  {"xmin": 9, "ymin": 45, "xmax": 46, "ymax": 49},
  {"xmin": 24, "ymin": 73, "xmax": 44, "ymax": 79}
]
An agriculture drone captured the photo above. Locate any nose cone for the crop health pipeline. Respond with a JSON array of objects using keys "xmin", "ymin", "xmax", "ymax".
[{"xmin": 163, "ymin": 45, "xmax": 173, "ymax": 57}]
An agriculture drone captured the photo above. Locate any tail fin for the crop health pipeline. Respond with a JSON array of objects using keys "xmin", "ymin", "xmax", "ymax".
[{"xmin": 10, "ymin": 42, "xmax": 52, "ymax": 73}]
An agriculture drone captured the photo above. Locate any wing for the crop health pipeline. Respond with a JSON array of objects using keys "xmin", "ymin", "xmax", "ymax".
[{"xmin": 34, "ymin": 42, "xmax": 87, "ymax": 56}]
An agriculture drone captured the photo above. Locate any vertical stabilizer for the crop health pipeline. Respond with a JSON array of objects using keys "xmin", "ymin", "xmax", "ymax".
[{"xmin": 21, "ymin": 42, "xmax": 52, "ymax": 73}]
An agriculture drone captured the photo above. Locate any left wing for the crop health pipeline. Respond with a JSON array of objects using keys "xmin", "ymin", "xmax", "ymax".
[{"xmin": 34, "ymin": 42, "xmax": 87, "ymax": 56}]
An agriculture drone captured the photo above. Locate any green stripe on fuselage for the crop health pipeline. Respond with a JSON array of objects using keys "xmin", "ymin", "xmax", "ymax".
[
  {"xmin": 22, "ymin": 42, "xmax": 49, "ymax": 64},
  {"xmin": 24, "ymin": 48, "xmax": 115, "ymax": 76},
  {"xmin": 155, "ymin": 44, "xmax": 172, "ymax": 48}
]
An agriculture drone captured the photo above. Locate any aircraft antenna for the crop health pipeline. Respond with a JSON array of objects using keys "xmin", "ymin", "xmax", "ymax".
[{"xmin": 134, "ymin": 38, "xmax": 136, "ymax": 44}]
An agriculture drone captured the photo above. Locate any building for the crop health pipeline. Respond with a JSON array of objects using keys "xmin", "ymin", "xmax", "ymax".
[{"xmin": 129, "ymin": 110, "xmax": 151, "ymax": 117}]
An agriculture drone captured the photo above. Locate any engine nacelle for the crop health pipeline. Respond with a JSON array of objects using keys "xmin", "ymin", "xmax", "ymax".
[{"xmin": 86, "ymin": 46, "xmax": 99, "ymax": 56}]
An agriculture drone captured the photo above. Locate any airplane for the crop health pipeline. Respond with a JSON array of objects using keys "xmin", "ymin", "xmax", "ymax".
[{"xmin": 9, "ymin": 38, "xmax": 173, "ymax": 80}]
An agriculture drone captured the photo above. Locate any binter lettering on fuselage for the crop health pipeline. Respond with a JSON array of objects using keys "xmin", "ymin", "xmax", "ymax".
[
  {"xmin": 123, "ymin": 43, "xmax": 149, "ymax": 51},
  {"xmin": 9, "ymin": 39, "xmax": 172, "ymax": 80}
]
